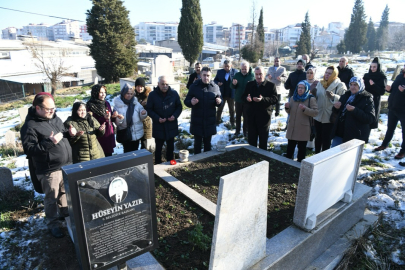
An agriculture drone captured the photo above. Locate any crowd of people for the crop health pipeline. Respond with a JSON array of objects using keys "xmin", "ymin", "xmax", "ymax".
[{"xmin": 20, "ymin": 56, "xmax": 404, "ymax": 238}]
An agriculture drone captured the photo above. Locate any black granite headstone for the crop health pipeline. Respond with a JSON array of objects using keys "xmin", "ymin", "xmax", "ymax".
[{"xmin": 62, "ymin": 150, "xmax": 158, "ymax": 270}]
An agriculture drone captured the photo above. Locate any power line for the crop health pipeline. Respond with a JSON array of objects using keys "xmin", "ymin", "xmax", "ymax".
[{"xmin": 0, "ymin": 7, "xmax": 85, "ymax": 23}]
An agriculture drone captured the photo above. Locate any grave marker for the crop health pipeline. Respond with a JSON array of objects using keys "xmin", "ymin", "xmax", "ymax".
[
  {"xmin": 18, "ymin": 107, "xmax": 29, "ymax": 123},
  {"xmin": 62, "ymin": 150, "xmax": 158, "ymax": 270},
  {"xmin": 293, "ymin": 139, "xmax": 364, "ymax": 231},
  {"xmin": 209, "ymin": 161, "xmax": 268, "ymax": 270},
  {"xmin": 0, "ymin": 167, "xmax": 13, "ymax": 193},
  {"xmin": 5, "ymin": 130, "xmax": 16, "ymax": 148}
]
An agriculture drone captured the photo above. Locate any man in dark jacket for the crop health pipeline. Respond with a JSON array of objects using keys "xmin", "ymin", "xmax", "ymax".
[
  {"xmin": 231, "ymin": 61, "xmax": 254, "ymax": 136},
  {"xmin": 285, "ymin": 59, "xmax": 307, "ymax": 98},
  {"xmin": 242, "ymin": 66, "xmax": 278, "ymax": 150},
  {"xmin": 374, "ymin": 65, "xmax": 405, "ymax": 159},
  {"xmin": 337, "ymin": 57, "xmax": 355, "ymax": 88},
  {"xmin": 186, "ymin": 62, "xmax": 202, "ymax": 89},
  {"xmin": 20, "ymin": 92, "xmax": 75, "ymax": 238},
  {"xmin": 214, "ymin": 60, "xmax": 238, "ymax": 126},
  {"xmin": 146, "ymin": 76, "xmax": 183, "ymax": 164},
  {"xmin": 185, "ymin": 67, "xmax": 222, "ymax": 154}
]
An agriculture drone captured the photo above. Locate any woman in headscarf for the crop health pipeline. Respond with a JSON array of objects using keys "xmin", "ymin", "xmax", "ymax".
[
  {"xmin": 113, "ymin": 83, "xmax": 148, "ymax": 153},
  {"xmin": 363, "ymin": 57, "xmax": 387, "ymax": 142},
  {"xmin": 134, "ymin": 77, "xmax": 153, "ymax": 150},
  {"xmin": 86, "ymin": 84, "xmax": 116, "ymax": 156},
  {"xmin": 313, "ymin": 66, "xmax": 346, "ymax": 153},
  {"xmin": 64, "ymin": 102, "xmax": 105, "ymax": 164},
  {"xmin": 330, "ymin": 77, "xmax": 375, "ymax": 146},
  {"xmin": 306, "ymin": 65, "xmax": 319, "ymax": 95},
  {"xmin": 284, "ymin": 81, "xmax": 318, "ymax": 162}
]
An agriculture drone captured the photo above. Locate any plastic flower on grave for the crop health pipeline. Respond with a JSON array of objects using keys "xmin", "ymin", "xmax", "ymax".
[{"xmin": 170, "ymin": 160, "xmax": 177, "ymax": 165}]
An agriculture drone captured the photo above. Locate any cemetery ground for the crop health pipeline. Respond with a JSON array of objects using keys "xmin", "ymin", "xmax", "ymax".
[{"xmin": 1, "ymin": 55, "xmax": 405, "ymax": 269}]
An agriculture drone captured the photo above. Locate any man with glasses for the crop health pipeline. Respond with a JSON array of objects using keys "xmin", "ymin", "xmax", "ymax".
[
  {"xmin": 146, "ymin": 76, "xmax": 182, "ymax": 164},
  {"xmin": 266, "ymin": 57, "xmax": 287, "ymax": 116},
  {"xmin": 21, "ymin": 92, "xmax": 77, "ymax": 238},
  {"xmin": 185, "ymin": 67, "xmax": 222, "ymax": 154},
  {"xmin": 242, "ymin": 66, "xmax": 278, "ymax": 150}
]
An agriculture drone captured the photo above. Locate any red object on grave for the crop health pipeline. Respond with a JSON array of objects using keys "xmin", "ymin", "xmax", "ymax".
[{"xmin": 170, "ymin": 160, "xmax": 177, "ymax": 165}]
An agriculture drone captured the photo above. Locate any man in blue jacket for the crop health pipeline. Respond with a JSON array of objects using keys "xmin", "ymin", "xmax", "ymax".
[
  {"xmin": 146, "ymin": 76, "xmax": 183, "ymax": 164},
  {"xmin": 185, "ymin": 67, "xmax": 223, "ymax": 154},
  {"xmin": 214, "ymin": 60, "xmax": 237, "ymax": 126}
]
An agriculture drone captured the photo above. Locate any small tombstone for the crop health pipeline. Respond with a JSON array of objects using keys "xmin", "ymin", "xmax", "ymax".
[
  {"xmin": 392, "ymin": 64, "xmax": 403, "ymax": 81},
  {"xmin": 150, "ymin": 55, "xmax": 174, "ymax": 85},
  {"xmin": 0, "ymin": 167, "xmax": 14, "ymax": 193},
  {"xmin": 5, "ymin": 130, "xmax": 16, "ymax": 148},
  {"xmin": 18, "ymin": 107, "xmax": 29, "ymax": 123}
]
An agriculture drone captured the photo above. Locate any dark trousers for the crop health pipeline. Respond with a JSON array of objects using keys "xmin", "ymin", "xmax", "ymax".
[
  {"xmin": 155, "ymin": 138, "xmax": 174, "ymax": 164},
  {"xmin": 314, "ymin": 120, "xmax": 333, "ymax": 153},
  {"xmin": 217, "ymin": 97, "xmax": 235, "ymax": 125},
  {"xmin": 122, "ymin": 140, "xmax": 140, "ymax": 153},
  {"xmin": 275, "ymin": 94, "xmax": 281, "ymax": 116},
  {"xmin": 194, "ymin": 135, "xmax": 212, "ymax": 154},
  {"xmin": 248, "ymin": 116, "xmax": 270, "ymax": 150},
  {"xmin": 286, "ymin": 140, "xmax": 307, "ymax": 162},
  {"xmin": 235, "ymin": 101, "xmax": 248, "ymax": 135},
  {"xmin": 105, "ymin": 153, "xmax": 113, "ymax": 157},
  {"xmin": 382, "ymin": 110, "xmax": 405, "ymax": 152}
]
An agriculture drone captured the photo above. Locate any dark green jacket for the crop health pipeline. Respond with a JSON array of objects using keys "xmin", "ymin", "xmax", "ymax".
[
  {"xmin": 64, "ymin": 116, "xmax": 105, "ymax": 164},
  {"xmin": 231, "ymin": 67, "xmax": 255, "ymax": 103}
]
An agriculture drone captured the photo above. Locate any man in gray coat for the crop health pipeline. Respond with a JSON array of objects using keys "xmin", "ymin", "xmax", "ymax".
[{"xmin": 266, "ymin": 57, "xmax": 287, "ymax": 116}]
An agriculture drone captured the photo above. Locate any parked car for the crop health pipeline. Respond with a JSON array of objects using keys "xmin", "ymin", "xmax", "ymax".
[{"xmin": 202, "ymin": 57, "xmax": 214, "ymax": 63}]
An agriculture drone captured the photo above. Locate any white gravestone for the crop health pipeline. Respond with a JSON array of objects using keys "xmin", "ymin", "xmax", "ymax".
[
  {"xmin": 209, "ymin": 161, "xmax": 268, "ymax": 270},
  {"xmin": 5, "ymin": 130, "xmax": 16, "ymax": 148},
  {"xmin": 0, "ymin": 167, "xmax": 14, "ymax": 193},
  {"xmin": 18, "ymin": 107, "xmax": 29, "ymax": 123},
  {"xmin": 150, "ymin": 55, "xmax": 174, "ymax": 85},
  {"xmin": 293, "ymin": 139, "xmax": 364, "ymax": 231}
]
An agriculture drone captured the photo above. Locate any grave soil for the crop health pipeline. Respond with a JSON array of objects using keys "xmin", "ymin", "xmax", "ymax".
[{"xmin": 168, "ymin": 147, "xmax": 301, "ymax": 238}]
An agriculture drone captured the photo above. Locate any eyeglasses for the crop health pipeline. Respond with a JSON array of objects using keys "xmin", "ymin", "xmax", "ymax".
[{"xmin": 40, "ymin": 106, "xmax": 56, "ymax": 112}]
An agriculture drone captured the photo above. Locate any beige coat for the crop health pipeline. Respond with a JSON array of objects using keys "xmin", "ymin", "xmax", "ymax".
[
  {"xmin": 266, "ymin": 66, "xmax": 287, "ymax": 94},
  {"xmin": 313, "ymin": 78, "xmax": 346, "ymax": 123},
  {"xmin": 285, "ymin": 97, "xmax": 319, "ymax": 141}
]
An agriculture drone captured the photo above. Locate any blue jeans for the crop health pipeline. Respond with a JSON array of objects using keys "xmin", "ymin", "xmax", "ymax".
[{"xmin": 332, "ymin": 136, "xmax": 343, "ymax": 147}]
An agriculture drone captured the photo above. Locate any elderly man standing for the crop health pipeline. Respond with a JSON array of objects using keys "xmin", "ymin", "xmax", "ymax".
[
  {"xmin": 214, "ymin": 60, "xmax": 238, "ymax": 126},
  {"xmin": 266, "ymin": 57, "xmax": 287, "ymax": 116},
  {"xmin": 186, "ymin": 62, "xmax": 202, "ymax": 89},
  {"xmin": 285, "ymin": 59, "xmax": 307, "ymax": 98},
  {"xmin": 146, "ymin": 76, "xmax": 183, "ymax": 164},
  {"xmin": 337, "ymin": 57, "xmax": 355, "ymax": 88},
  {"xmin": 231, "ymin": 61, "xmax": 254, "ymax": 137},
  {"xmin": 21, "ymin": 92, "xmax": 76, "ymax": 238},
  {"xmin": 242, "ymin": 67, "xmax": 278, "ymax": 150},
  {"xmin": 185, "ymin": 67, "xmax": 222, "ymax": 154},
  {"xmin": 302, "ymin": 54, "xmax": 313, "ymax": 71}
]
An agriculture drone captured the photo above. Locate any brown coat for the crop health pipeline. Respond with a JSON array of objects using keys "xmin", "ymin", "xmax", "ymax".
[
  {"xmin": 135, "ymin": 86, "xmax": 153, "ymax": 139},
  {"xmin": 285, "ymin": 97, "xmax": 318, "ymax": 141}
]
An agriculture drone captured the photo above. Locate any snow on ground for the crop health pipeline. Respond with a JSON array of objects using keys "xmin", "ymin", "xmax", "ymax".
[{"xmin": 1, "ymin": 56, "xmax": 405, "ymax": 266}]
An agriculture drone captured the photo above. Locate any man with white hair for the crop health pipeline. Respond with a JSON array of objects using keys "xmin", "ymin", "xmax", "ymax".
[
  {"xmin": 146, "ymin": 76, "xmax": 182, "ymax": 164},
  {"xmin": 231, "ymin": 61, "xmax": 254, "ymax": 137},
  {"xmin": 242, "ymin": 66, "xmax": 278, "ymax": 150},
  {"xmin": 337, "ymin": 57, "xmax": 354, "ymax": 88}
]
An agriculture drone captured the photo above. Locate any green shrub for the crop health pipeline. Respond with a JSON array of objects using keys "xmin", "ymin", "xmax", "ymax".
[{"xmin": 187, "ymin": 223, "xmax": 211, "ymax": 251}]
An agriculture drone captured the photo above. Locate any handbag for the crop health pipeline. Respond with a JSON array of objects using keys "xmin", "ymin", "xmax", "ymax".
[
  {"xmin": 329, "ymin": 110, "xmax": 339, "ymax": 124},
  {"xmin": 116, "ymin": 127, "xmax": 132, "ymax": 143},
  {"xmin": 307, "ymin": 98, "xmax": 316, "ymax": 141}
]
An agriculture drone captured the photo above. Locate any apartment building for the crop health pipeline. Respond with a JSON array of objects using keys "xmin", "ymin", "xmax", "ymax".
[{"xmin": 135, "ymin": 22, "xmax": 178, "ymax": 43}]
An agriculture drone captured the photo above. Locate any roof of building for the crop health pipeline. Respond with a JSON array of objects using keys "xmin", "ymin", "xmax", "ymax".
[{"xmin": 0, "ymin": 73, "xmax": 81, "ymax": 84}]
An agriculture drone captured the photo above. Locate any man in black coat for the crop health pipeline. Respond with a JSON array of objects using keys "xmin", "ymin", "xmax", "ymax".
[
  {"xmin": 374, "ymin": 65, "xmax": 405, "ymax": 159},
  {"xmin": 146, "ymin": 76, "xmax": 183, "ymax": 164},
  {"xmin": 242, "ymin": 66, "xmax": 278, "ymax": 150},
  {"xmin": 214, "ymin": 60, "xmax": 238, "ymax": 126},
  {"xmin": 302, "ymin": 54, "xmax": 313, "ymax": 71},
  {"xmin": 186, "ymin": 62, "xmax": 202, "ymax": 89},
  {"xmin": 185, "ymin": 67, "xmax": 222, "ymax": 154},
  {"xmin": 337, "ymin": 57, "xmax": 355, "ymax": 88},
  {"xmin": 285, "ymin": 59, "xmax": 307, "ymax": 98},
  {"xmin": 20, "ymin": 93, "xmax": 76, "ymax": 238}
]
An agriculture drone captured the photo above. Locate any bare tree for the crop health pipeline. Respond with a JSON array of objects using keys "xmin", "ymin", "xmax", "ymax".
[
  {"xmin": 26, "ymin": 39, "xmax": 71, "ymax": 95},
  {"xmin": 389, "ymin": 25, "xmax": 405, "ymax": 51}
]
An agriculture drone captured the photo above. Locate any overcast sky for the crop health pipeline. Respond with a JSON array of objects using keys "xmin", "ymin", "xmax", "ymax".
[{"xmin": 0, "ymin": 0, "xmax": 403, "ymax": 31}]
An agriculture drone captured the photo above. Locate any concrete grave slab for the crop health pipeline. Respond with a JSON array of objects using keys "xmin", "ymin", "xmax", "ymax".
[
  {"xmin": 0, "ymin": 167, "xmax": 13, "ymax": 193},
  {"xmin": 209, "ymin": 161, "xmax": 268, "ymax": 270},
  {"xmin": 294, "ymin": 139, "xmax": 364, "ymax": 230},
  {"xmin": 5, "ymin": 130, "xmax": 16, "ymax": 147},
  {"xmin": 18, "ymin": 107, "xmax": 29, "ymax": 123}
]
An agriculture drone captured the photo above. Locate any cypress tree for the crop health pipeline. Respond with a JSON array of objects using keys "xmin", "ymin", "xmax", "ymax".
[
  {"xmin": 344, "ymin": 0, "xmax": 367, "ymax": 53},
  {"xmin": 336, "ymin": 40, "xmax": 346, "ymax": 54},
  {"xmin": 256, "ymin": 8, "xmax": 265, "ymax": 58},
  {"xmin": 86, "ymin": 0, "xmax": 137, "ymax": 83},
  {"xmin": 296, "ymin": 12, "xmax": 311, "ymax": 57},
  {"xmin": 178, "ymin": 0, "xmax": 203, "ymax": 66},
  {"xmin": 364, "ymin": 18, "xmax": 376, "ymax": 52},
  {"xmin": 241, "ymin": 44, "xmax": 259, "ymax": 63},
  {"xmin": 376, "ymin": 5, "xmax": 389, "ymax": 51}
]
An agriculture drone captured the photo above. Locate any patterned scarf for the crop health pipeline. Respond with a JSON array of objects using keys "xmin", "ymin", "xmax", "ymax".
[
  {"xmin": 341, "ymin": 77, "xmax": 364, "ymax": 118},
  {"xmin": 293, "ymin": 80, "xmax": 311, "ymax": 102}
]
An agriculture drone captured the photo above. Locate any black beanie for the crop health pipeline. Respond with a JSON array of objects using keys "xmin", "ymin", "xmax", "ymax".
[{"xmin": 135, "ymin": 77, "xmax": 145, "ymax": 88}]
